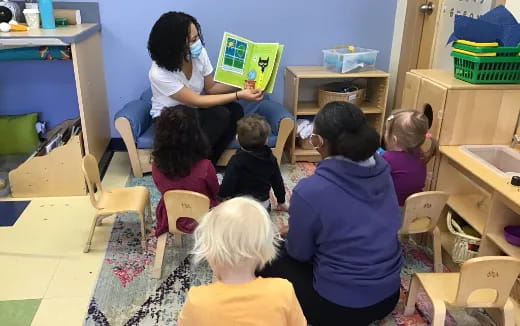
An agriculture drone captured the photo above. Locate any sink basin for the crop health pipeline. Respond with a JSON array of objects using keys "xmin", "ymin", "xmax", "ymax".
[{"xmin": 460, "ymin": 145, "xmax": 520, "ymax": 177}]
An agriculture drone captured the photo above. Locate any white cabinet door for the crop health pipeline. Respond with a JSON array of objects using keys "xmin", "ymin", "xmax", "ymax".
[{"xmin": 431, "ymin": 0, "xmax": 495, "ymax": 70}]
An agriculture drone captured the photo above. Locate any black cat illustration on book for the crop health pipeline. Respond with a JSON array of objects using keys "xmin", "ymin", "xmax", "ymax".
[{"xmin": 258, "ymin": 57, "xmax": 269, "ymax": 73}]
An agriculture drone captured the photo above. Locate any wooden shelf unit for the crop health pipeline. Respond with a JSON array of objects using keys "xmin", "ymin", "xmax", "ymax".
[
  {"xmin": 446, "ymin": 194, "xmax": 487, "ymax": 235},
  {"xmin": 436, "ymin": 155, "xmax": 493, "ymax": 259},
  {"xmin": 284, "ymin": 66, "xmax": 389, "ymax": 163}
]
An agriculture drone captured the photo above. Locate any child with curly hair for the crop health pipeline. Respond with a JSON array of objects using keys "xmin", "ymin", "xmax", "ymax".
[{"xmin": 152, "ymin": 105, "xmax": 219, "ymax": 236}]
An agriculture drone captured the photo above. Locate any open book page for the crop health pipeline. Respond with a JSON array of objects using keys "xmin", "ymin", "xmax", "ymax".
[{"xmin": 213, "ymin": 32, "xmax": 283, "ymax": 93}]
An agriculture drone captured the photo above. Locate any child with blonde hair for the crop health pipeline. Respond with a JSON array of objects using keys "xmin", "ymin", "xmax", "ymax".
[
  {"xmin": 178, "ymin": 197, "xmax": 306, "ymax": 326},
  {"xmin": 382, "ymin": 109, "xmax": 438, "ymax": 205}
]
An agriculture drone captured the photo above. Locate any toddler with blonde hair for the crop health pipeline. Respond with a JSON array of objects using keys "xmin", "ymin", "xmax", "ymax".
[
  {"xmin": 382, "ymin": 109, "xmax": 438, "ymax": 205},
  {"xmin": 178, "ymin": 197, "xmax": 306, "ymax": 326}
]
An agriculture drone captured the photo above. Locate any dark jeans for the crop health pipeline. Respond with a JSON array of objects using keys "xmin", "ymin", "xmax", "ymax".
[
  {"xmin": 198, "ymin": 102, "xmax": 244, "ymax": 164},
  {"xmin": 258, "ymin": 246, "xmax": 400, "ymax": 326}
]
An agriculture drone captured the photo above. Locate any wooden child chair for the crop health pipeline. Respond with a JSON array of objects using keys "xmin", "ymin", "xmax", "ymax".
[
  {"xmin": 405, "ymin": 256, "xmax": 520, "ymax": 326},
  {"xmin": 151, "ymin": 190, "xmax": 210, "ymax": 279},
  {"xmin": 82, "ymin": 154, "xmax": 151, "ymax": 253},
  {"xmin": 400, "ymin": 191, "xmax": 450, "ymax": 273}
]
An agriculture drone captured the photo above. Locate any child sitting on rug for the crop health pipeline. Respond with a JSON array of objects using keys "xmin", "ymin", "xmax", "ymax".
[
  {"xmin": 178, "ymin": 197, "xmax": 306, "ymax": 326},
  {"xmin": 382, "ymin": 109, "xmax": 437, "ymax": 206},
  {"xmin": 152, "ymin": 105, "xmax": 219, "ymax": 236},
  {"xmin": 219, "ymin": 114, "xmax": 287, "ymax": 211}
]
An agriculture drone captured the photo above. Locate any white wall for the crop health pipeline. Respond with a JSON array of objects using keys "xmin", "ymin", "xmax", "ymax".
[{"xmin": 506, "ymin": 0, "xmax": 520, "ymax": 19}]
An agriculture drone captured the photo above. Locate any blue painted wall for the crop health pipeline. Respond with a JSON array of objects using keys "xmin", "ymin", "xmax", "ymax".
[{"xmin": 0, "ymin": 0, "xmax": 398, "ymax": 136}]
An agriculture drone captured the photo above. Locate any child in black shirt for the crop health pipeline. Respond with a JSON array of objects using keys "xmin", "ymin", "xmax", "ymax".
[{"xmin": 219, "ymin": 114, "xmax": 287, "ymax": 211}]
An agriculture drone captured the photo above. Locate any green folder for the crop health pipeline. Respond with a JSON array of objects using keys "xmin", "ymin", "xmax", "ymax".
[{"xmin": 214, "ymin": 32, "xmax": 284, "ymax": 93}]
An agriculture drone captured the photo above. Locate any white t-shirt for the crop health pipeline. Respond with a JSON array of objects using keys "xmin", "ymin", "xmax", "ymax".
[{"xmin": 149, "ymin": 48, "xmax": 213, "ymax": 118}]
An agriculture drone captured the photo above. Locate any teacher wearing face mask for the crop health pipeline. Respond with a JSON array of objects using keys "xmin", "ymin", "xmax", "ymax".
[{"xmin": 148, "ymin": 12, "xmax": 264, "ymax": 164}]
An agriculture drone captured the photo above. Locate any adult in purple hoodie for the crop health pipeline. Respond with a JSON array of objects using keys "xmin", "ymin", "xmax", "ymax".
[{"xmin": 259, "ymin": 102, "xmax": 403, "ymax": 326}]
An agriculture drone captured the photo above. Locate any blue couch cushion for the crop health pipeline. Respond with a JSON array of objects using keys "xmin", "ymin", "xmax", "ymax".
[
  {"xmin": 137, "ymin": 125, "xmax": 277, "ymax": 150},
  {"xmin": 114, "ymin": 99, "xmax": 152, "ymax": 138},
  {"xmin": 136, "ymin": 124, "xmax": 154, "ymax": 149},
  {"xmin": 239, "ymin": 97, "xmax": 293, "ymax": 136},
  {"xmin": 140, "ymin": 88, "xmax": 153, "ymax": 104}
]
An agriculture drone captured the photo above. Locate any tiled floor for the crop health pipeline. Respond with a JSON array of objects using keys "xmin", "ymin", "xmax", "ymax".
[{"xmin": 0, "ymin": 152, "xmax": 130, "ymax": 325}]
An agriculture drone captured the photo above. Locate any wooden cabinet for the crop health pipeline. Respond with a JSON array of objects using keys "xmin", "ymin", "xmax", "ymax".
[
  {"xmin": 284, "ymin": 66, "xmax": 389, "ymax": 163},
  {"xmin": 435, "ymin": 146, "xmax": 520, "ymax": 325},
  {"xmin": 400, "ymin": 69, "xmax": 520, "ymax": 189}
]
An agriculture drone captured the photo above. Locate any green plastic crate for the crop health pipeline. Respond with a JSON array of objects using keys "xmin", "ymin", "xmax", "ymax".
[{"xmin": 451, "ymin": 51, "xmax": 520, "ymax": 84}]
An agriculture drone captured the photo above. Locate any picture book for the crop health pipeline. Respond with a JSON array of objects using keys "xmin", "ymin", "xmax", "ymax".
[{"xmin": 214, "ymin": 32, "xmax": 284, "ymax": 93}]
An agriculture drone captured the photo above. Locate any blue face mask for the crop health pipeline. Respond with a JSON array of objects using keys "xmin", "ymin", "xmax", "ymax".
[{"xmin": 189, "ymin": 39, "xmax": 203, "ymax": 59}]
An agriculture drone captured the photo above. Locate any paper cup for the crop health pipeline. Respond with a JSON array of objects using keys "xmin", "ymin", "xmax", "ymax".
[{"xmin": 23, "ymin": 8, "xmax": 40, "ymax": 29}]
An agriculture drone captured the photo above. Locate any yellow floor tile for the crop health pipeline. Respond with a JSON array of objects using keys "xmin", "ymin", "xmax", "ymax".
[
  {"xmin": 0, "ymin": 152, "xmax": 130, "ymax": 314},
  {"xmin": 44, "ymin": 250, "xmax": 106, "ymax": 299},
  {"xmin": 0, "ymin": 255, "xmax": 59, "ymax": 300},
  {"xmin": 31, "ymin": 297, "xmax": 90, "ymax": 326}
]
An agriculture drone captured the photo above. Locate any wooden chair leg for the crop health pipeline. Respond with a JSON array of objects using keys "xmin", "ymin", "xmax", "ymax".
[
  {"xmin": 502, "ymin": 298, "xmax": 515, "ymax": 326},
  {"xmin": 151, "ymin": 233, "xmax": 168, "ymax": 279},
  {"xmin": 431, "ymin": 300, "xmax": 447, "ymax": 326},
  {"xmin": 404, "ymin": 274, "xmax": 420, "ymax": 316},
  {"xmin": 146, "ymin": 201, "xmax": 153, "ymax": 223},
  {"xmin": 173, "ymin": 232, "xmax": 183, "ymax": 247},
  {"xmin": 84, "ymin": 214, "xmax": 101, "ymax": 253},
  {"xmin": 138, "ymin": 211, "xmax": 146, "ymax": 250},
  {"xmin": 432, "ymin": 227, "xmax": 443, "ymax": 272}
]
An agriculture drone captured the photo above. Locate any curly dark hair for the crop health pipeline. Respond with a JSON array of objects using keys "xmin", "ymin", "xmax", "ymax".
[
  {"xmin": 152, "ymin": 105, "xmax": 210, "ymax": 178},
  {"xmin": 314, "ymin": 101, "xmax": 380, "ymax": 161},
  {"xmin": 148, "ymin": 11, "xmax": 204, "ymax": 72}
]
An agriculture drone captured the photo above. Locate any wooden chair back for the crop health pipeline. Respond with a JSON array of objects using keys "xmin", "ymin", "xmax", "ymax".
[
  {"xmin": 454, "ymin": 256, "xmax": 520, "ymax": 307},
  {"xmin": 164, "ymin": 190, "xmax": 210, "ymax": 234},
  {"xmin": 400, "ymin": 191, "xmax": 449, "ymax": 234},
  {"xmin": 82, "ymin": 154, "xmax": 103, "ymax": 208}
]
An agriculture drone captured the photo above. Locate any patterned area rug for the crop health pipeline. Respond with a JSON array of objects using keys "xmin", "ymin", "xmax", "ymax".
[{"xmin": 85, "ymin": 163, "xmax": 495, "ymax": 326}]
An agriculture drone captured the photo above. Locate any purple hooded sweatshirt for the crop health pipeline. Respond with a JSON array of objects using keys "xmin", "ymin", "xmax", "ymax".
[{"xmin": 286, "ymin": 155, "xmax": 403, "ymax": 308}]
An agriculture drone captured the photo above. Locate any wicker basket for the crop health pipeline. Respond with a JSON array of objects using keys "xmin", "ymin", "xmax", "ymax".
[
  {"xmin": 447, "ymin": 211, "xmax": 481, "ymax": 264},
  {"xmin": 297, "ymin": 137, "xmax": 314, "ymax": 150},
  {"xmin": 318, "ymin": 82, "xmax": 366, "ymax": 108}
]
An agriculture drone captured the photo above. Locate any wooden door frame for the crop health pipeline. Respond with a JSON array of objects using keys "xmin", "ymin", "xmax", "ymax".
[{"xmin": 389, "ymin": 0, "xmax": 430, "ymax": 113}]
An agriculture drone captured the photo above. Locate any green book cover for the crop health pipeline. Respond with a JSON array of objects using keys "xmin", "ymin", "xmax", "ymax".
[{"xmin": 214, "ymin": 32, "xmax": 283, "ymax": 93}]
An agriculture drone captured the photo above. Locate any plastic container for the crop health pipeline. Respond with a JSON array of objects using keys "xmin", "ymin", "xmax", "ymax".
[
  {"xmin": 38, "ymin": 0, "xmax": 55, "ymax": 29},
  {"xmin": 504, "ymin": 226, "xmax": 520, "ymax": 247},
  {"xmin": 322, "ymin": 46, "xmax": 378, "ymax": 73}
]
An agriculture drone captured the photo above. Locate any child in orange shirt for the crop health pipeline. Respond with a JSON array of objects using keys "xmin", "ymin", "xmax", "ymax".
[{"xmin": 178, "ymin": 197, "xmax": 306, "ymax": 326}]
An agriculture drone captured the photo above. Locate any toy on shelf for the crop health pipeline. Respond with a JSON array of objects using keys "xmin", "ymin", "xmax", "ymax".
[{"xmin": 0, "ymin": 21, "xmax": 28, "ymax": 32}]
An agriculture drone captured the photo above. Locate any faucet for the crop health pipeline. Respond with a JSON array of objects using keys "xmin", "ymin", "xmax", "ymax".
[{"xmin": 512, "ymin": 134, "xmax": 520, "ymax": 148}]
